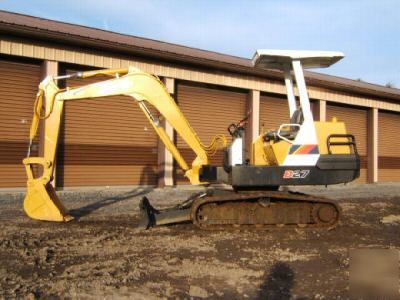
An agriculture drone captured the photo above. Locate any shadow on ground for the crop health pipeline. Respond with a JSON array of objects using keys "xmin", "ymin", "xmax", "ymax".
[
  {"xmin": 69, "ymin": 187, "xmax": 153, "ymax": 218},
  {"xmin": 257, "ymin": 261, "xmax": 300, "ymax": 300}
]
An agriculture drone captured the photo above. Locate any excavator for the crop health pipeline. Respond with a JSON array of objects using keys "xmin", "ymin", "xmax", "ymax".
[{"xmin": 22, "ymin": 50, "xmax": 359, "ymax": 230}]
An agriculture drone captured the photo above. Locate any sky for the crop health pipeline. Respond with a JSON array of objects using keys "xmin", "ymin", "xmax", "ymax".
[{"xmin": 1, "ymin": 0, "xmax": 399, "ymax": 87}]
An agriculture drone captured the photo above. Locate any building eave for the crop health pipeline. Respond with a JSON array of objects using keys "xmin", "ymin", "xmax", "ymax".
[{"xmin": 1, "ymin": 9, "xmax": 399, "ymax": 103}]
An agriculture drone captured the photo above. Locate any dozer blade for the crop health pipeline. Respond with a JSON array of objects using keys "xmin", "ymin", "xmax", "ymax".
[
  {"xmin": 24, "ymin": 181, "xmax": 73, "ymax": 222},
  {"xmin": 138, "ymin": 197, "xmax": 191, "ymax": 229}
]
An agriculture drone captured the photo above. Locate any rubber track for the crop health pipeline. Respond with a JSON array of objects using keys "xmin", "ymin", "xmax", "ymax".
[{"xmin": 190, "ymin": 191, "xmax": 340, "ymax": 230}]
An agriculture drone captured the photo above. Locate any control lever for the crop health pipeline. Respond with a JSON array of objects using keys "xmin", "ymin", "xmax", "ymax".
[{"xmin": 227, "ymin": 113, "xmax": 250, "ymax": 137}]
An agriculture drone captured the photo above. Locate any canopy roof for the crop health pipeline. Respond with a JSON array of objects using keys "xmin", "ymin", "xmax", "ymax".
[{"xmin": 252, "ymin": 50, "xmax": 344, "ymax": 70}]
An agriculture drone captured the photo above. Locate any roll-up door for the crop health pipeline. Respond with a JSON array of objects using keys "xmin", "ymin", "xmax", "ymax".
[
  {"xmin": 378, "ymin": 111, "xmax": 400, "ymax": 182},
  {"xmin": 327, "ymin": 103, "xmax": 368, "ymax": 183},
  {"xmin": 260, "ymin": 95, "xmax": 317, "ymax": 130},
  {"xmin": 0, "ymin": 59, "xmax": 41, "ymax": 188},
  {"xmin": 260, "ymin": 93, "xmax": 290, "ymax": 133},
  {"xmin": 175, "ymin": 82, "xmax": 246, "ymax": 184},
  {"xmin": 57, "ymin": 69, "xmax": 158, "ymax": 187}
]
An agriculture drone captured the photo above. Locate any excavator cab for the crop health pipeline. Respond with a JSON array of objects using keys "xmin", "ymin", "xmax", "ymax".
[{"xmin": 202, "ymin": 50, "xmax": 360, "ymax": 189}]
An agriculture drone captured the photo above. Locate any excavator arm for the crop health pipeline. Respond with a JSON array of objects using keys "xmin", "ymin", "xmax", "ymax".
[{"xmin": 23, "ymin": 67, "xmax": 226, "ymax": 221}]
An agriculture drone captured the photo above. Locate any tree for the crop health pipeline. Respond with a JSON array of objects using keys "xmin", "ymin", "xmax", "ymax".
[{"xmin": 385, "ymin": 82, "xmax": 395, "ymax": 88}]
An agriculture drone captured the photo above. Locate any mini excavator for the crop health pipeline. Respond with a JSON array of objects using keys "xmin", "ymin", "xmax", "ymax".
[{"xmin": 23, "ymin": 50, "xmax": 359, "ymax": 230}]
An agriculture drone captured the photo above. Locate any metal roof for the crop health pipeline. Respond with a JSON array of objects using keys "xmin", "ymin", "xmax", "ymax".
[{"xmin": 0, "ymin": 9, "xmax": 399, "ymax": 102}]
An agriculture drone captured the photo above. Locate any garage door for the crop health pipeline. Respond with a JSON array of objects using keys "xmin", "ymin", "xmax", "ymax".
[
  {"xmin": 327, "ymin": 104, "xmax": 368, "ymax": 183},
  {"xmin": 378, "ymin": 111, "xmax": 400, "ymax": 182},
  {"xmin": 260, "ymin": 93, "xmax": 290, "ymax": 133},
  {"xmin": 56, "ymin": 69, "xmax": 158, "ymax": 187},
  {"xmin": 260, "ymin": 95, "xmax": 319, "ymax": 130},
  {"xmin": 175, "ymin": 82, "xmax": 246, "ymax": 184},
  {"xmin": 0, "ymin": 59, "xmax": 41, "ymax": 188}
]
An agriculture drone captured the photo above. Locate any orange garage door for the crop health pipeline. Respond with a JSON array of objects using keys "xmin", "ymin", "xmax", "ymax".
[
  {"xmin": 378, "ymin": 110, "xmax": 400, "ymax": 182},
  {"xmin": 56, "ymin": 69, "xmax": 159, "ymax": 187},
  {"xmin": 260, "ymin": 94, "xmax": 319, "ymax": 130},
  {"xmin": 0, "ymin": 58, "xmax": 41, "ymax": 188},
  {"xmin": 175, "ymin": 82, "xmax": 247, "ymax": 184},
  {"xmin": 327, "ymin": 103, "xmax": 368, "ymax": 183},
  {"xmin": 260, "ymin": 93, "xmax": 290, "ymax": 133}
]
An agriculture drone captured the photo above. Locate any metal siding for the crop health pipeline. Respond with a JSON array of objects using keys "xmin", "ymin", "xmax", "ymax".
[
  {"xmin": 327, "ymin": 104, "xmax": 368, "ymax": 183},
  {"xmin": 175, "ymin": 83, "xmax": 246, "ymax": 184},
  {"xmin": 1, "ymin": 10, "xmax": 400, "ymax": 107},
  {"xmin": 0, "ymin": 59, "xmax": 41, "ymax": 187},
  {"xmin": 57, "ymin": 71, "xmax": 158, "ymax": 187},
  {"xmin": 3, "ymin": 38, "xmax": 400, "ymax": 113},
  {"xmin": 378, "ymin": 111, "xmax": 400, "ymax": 182}
]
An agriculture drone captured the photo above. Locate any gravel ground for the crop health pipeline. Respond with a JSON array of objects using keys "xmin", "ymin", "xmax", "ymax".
[{"xmin": 0, "ymin": 183, "xmax": 399, "ymax": 299}]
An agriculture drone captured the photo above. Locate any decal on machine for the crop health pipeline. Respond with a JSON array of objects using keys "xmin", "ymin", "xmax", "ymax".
[
  {"xmin": 289, "ymin": 144, "xmax": 319, "ymax": 155},
  {"xmin": 283, "ymin": 169, "xmax": 310, "ymax": 179}
]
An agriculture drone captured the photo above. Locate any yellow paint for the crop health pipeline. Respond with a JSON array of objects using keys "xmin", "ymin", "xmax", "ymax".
[
  {"xmin": 23, "ymin": 66, "xmax": 357, "ymax": 223},
  {"xmin": 269, "ymin": 140, "xmax": 291, "ymax": 165},
  {"xmin": 251, "ymin": 135, "xmax": 268, "ymax": 165},
  {"xmin": 314, "ymin": 121, "xmax": 351, "ymax": 154},
  {"xmin": 251, "ymin": 134, "xmax": 290, "ymax": 166},
  {"xmin": 23, "ymin": 67, "xmax": 227, "ymax": 221},
  {"xmin": 250, "ymin": 120, "xmax": 352, "ymax": 167},
  {"xmin": 23, "ymin": 157, "xmax": 72, "ymax": 222}
]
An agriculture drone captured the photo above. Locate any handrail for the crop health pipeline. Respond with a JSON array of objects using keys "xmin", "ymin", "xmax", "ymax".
[
  {"xmin": 327, "ymin": 134, "xmax": 358, "ymax": 155},
  {"xmin": 277, "ymin": 123, "xmax": 301, "ymax": 144}
]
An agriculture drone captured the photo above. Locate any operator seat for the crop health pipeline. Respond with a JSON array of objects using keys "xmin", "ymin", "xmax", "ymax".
[{"xmin": 264, "ymin": 108, "xmax": 304, "ymax": 142}]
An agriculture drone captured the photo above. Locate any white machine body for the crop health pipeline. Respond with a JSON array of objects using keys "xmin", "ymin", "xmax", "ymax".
[
  {"xmin": 252, "ymin": 49, "xmax": 344, "ymax": 166},
  {"xmin": 229, "ymin": 137, "xmax": 244, "ymax": 166}
]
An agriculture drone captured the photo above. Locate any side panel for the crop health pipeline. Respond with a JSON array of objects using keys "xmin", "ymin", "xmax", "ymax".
[
  {"xmin": 378, "ymin": 110, "xmax": 400, "ymax": 182},
  {"xmin": 0, "ymin": 58, "xmax": 41, "ymax": 187},
  {"xmin": 175, "ymin": 82, "xmax": 246, "ymax": 184},
  {"xmin": 57, "ymin": 69, "xmax": 158, "ymax": 187},
  {"xmin": 200, "ymin": 153, "xmax": 360, "ymax": 186},
  {"xmin": 327, "ymin": 103, "xmax": 368, "ymax": 183},
  {"xmin": 230, "ymin": 164, "xmax": 359, "ymax": 187}
]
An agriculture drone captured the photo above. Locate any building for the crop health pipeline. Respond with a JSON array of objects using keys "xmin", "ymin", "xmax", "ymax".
[{"xmin": 0, "ymin": 10, "xmax": 399, "ymax": 189}]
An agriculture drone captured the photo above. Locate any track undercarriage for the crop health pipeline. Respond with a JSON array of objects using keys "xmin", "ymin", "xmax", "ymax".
[{"xmin": 138, "ymin": 190, "xmax": 340, "ymax": 230}]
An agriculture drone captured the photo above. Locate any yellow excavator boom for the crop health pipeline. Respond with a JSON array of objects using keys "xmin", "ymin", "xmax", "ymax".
[{"xmin": 23, "ymin": 67, "xmax": 227, "ymax": 222}]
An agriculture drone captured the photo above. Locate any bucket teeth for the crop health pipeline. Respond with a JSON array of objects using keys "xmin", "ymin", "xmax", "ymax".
[{"xmin": 24, "ymin": 181, "xmax": 73, "ymax": 222}]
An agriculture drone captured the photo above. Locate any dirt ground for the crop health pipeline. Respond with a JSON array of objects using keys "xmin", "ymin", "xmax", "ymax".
[{"xmin": 0, "ymin": 184, "xmax": 399, "ymax": 299}]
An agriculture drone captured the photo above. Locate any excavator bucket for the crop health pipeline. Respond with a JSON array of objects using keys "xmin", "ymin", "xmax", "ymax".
[
  {"xmin": 23, "ymin": 158, "xmax": 73, "ymax": 222},
  {"xmin": 24, "ymin": 181, "xmax": 73, "ymax": 222}
]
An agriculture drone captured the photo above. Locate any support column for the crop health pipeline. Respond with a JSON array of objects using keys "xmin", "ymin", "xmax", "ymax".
[
  {"xmin": 158, "ymin": 77, "xmax": 175, "ymax": 187},
  {"xmin": 313, "ymin": 99, "xmax": 326, "ymax": 121},
  {"xmin": 246, "ymin": 90, "xmax": 260, "ymax": 161},
  {"xmin": 41, "ymin": 60, "xmax": 58, "ymax": 187},
  {"xmin": 367, "ymin": 108, "xmax": 378, "ymax": 183}
]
